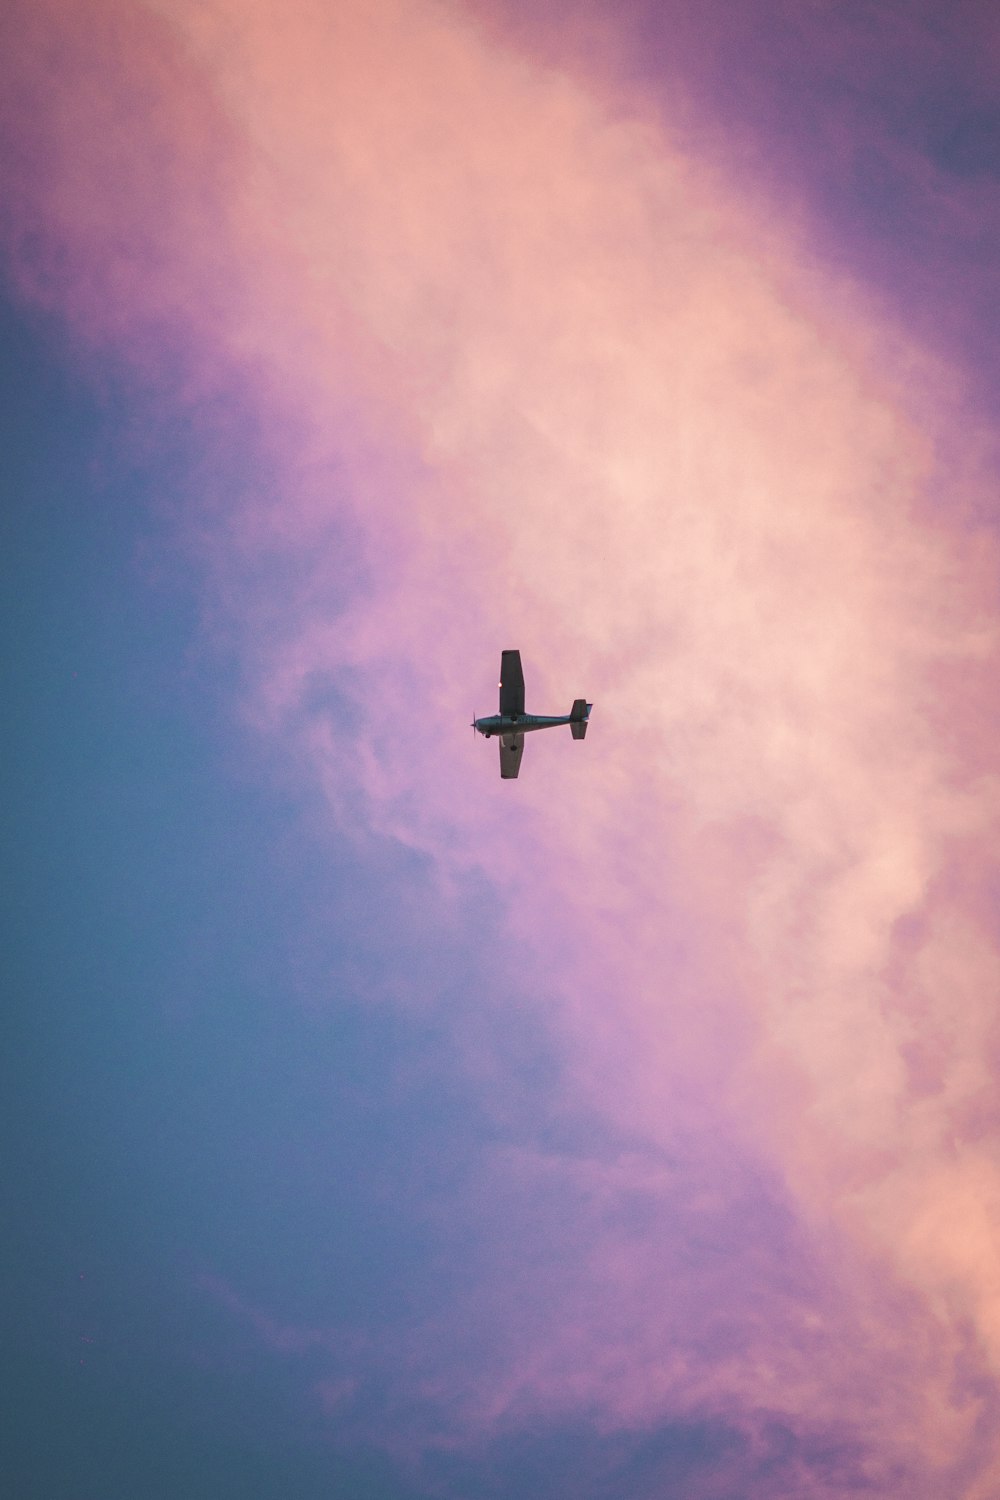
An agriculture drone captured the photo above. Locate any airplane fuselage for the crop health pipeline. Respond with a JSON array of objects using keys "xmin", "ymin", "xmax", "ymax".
[{"xmin": 474, "ymin": 713, "xmax": 575, "ymax": 737}]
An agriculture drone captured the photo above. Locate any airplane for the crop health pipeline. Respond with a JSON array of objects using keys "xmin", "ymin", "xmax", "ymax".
[{"xmin": 473, "ymin": 650, "xmax": 592, "ymax": 779}]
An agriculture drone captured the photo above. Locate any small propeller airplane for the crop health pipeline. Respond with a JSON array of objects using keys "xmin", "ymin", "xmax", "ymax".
[{"xmin": 473, "ymin": 650, "xmax": 592, "ymax": 779}]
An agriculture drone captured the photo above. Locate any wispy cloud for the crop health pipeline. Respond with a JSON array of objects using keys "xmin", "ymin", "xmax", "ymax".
[{"xmin": 4, "ymin": 0, "xmax": 999, "ymax": 1492}]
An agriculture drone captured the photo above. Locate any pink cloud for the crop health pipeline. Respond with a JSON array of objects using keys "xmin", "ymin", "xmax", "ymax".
[{"xmin": 4, "ymin": 0, "xmax": 1000, "ymax": 1491}]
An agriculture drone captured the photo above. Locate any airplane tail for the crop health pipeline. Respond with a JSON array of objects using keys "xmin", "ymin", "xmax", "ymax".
[{"xmin": 570, "ymin": 699, "xmax": 591, "ymax": 740}]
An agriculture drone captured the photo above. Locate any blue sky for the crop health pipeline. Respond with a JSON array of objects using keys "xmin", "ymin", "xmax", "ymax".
[{"xmin": 0, "ymin": 299, "xmax": 422, "ymax": 1496}]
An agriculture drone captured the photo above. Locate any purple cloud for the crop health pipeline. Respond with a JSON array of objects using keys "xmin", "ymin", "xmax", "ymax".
[{"xmin": 4, "ymin": 1, "xmax": 1000, "ymax": 1493}]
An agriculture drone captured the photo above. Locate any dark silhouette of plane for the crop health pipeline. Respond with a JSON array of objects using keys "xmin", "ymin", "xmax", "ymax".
[{"xmin": 473, "ymin": 650, "xmax": 591, "ymax": 779}]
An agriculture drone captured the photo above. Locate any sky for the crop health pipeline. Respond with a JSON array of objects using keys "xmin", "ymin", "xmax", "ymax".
[{"xmin": 2, "ymin": 2, "xmax": 999, "ymax": 1496}]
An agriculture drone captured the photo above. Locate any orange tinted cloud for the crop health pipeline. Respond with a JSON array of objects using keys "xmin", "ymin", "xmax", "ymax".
[{"xmin": 4, "ymin": 0, "xmax": 1000, "ymax": 1491}]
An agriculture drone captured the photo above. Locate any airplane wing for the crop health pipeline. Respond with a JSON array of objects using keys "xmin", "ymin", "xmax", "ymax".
[
  {"xmin": 499, "ymin": 650, "xmax": 525, "ymax": 717},
  {"xmin": 499, "ymin": 733, "xmax": 524, "ymax": 779}
]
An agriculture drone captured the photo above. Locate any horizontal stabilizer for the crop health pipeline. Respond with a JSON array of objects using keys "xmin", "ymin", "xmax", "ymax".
[{"xmin": 570, "ymin": 699, "xmax": 591, "ymax": 740}]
